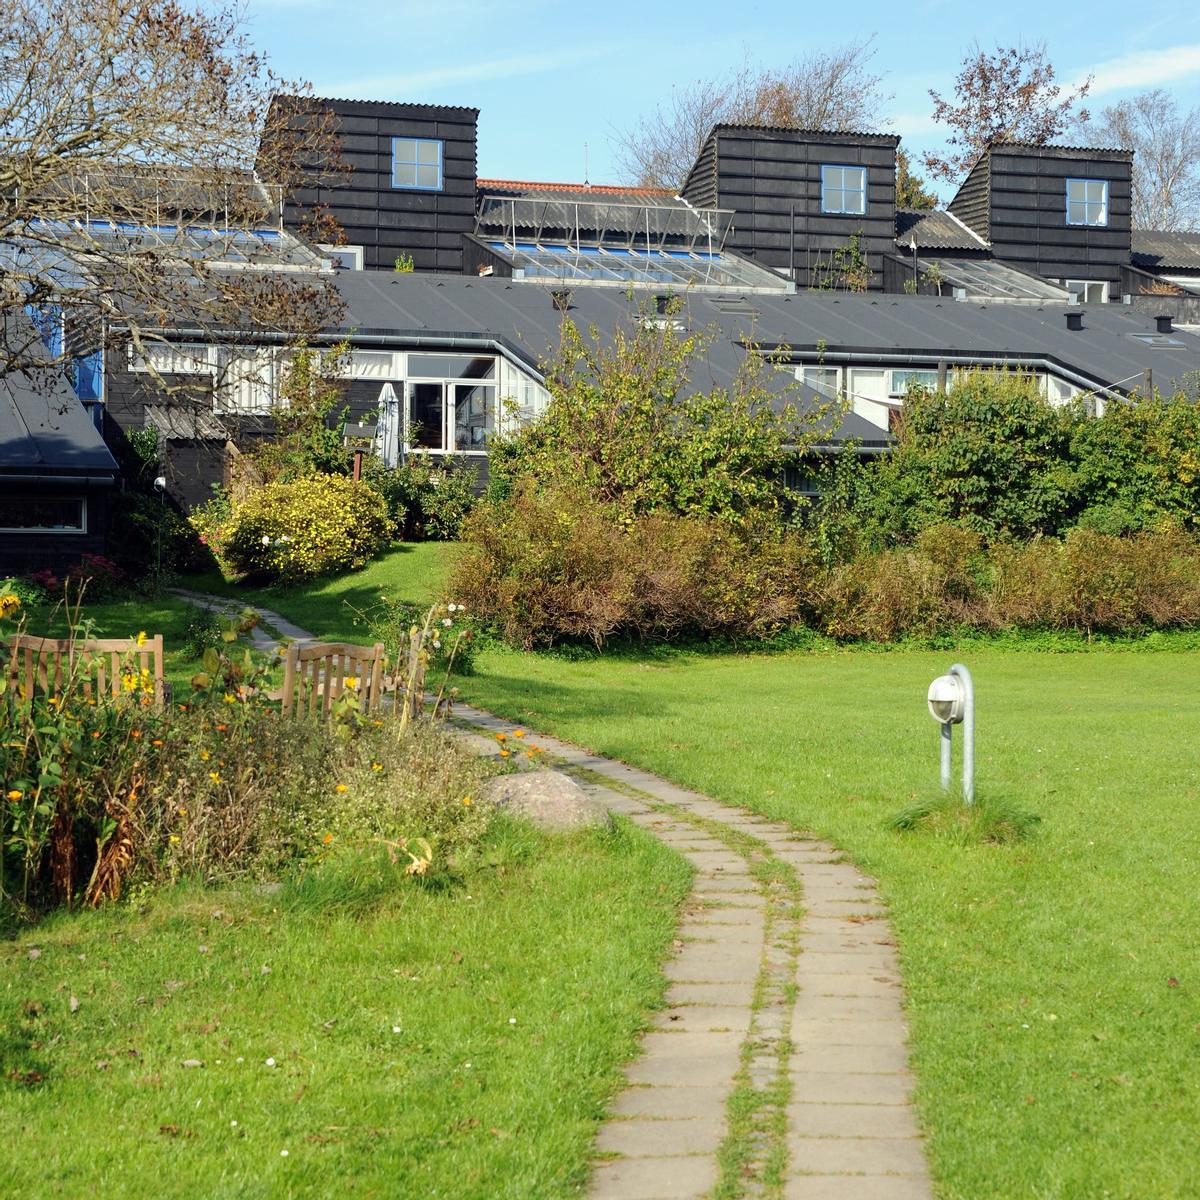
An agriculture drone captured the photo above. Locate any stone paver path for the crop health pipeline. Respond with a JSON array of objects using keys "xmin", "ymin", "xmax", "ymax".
[
  {"xmin": 169, "ymin": 588, "xmax": 313, "ymax": 654},
  {"xmin": 454, "ymin": 703, "xmax": 933, "ymax": 1200},
  {"xmin": 168, "ymin": 590, "xmax": 931, "ymax": 1199}
]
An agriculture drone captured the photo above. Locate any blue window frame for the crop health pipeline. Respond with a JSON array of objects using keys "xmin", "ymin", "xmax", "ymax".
[
  {"xmin": 1066, "ymin": 178, "xmax": 1108, "ymax": 226},
  {"xmin": 72, "ymin": 348, "xmax": 104, "ymax": 402},
  {"xmin": 25, "ymin": 303, "xmax": 63, "ymax": 358},
  {"xmin": 820, "ymin": 164, "xmax": 867, "ymax": 215},
  {"xmin": 392, "ymin": 137, "xmax": 443, "ymax": 191}
]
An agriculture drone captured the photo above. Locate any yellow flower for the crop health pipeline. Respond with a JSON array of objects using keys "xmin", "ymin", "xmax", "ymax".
[
  {"xmin": 462, "ymin": 795, "xmax": 472, "ymax": 806},
  {"xmin": 169, "ymin": 835, "xmax": 180, "ymax": 844},
  {"xmin": 209, "ymin": 771, "xmax": 221, "ymax": 783},
  {"xmin": 223, "ymin": 693, "xmax": 236, "ymax": 704},
  {"xmin": 513, "ymin": 730, "xmax": 525, "ymax": 738},
  {"xmin": 200, "ymin": 750, "xmax": 210, "ymax": 761},
  {"xmin": 0, "ymin": 593, "xmax": 21, "ymax": 619},
  {"xmin": 136, "ymin": 631, "xmax": 147, "ymax": 647},
  {"xmin": 344, "ymin": 676, "xmax": 360, "ymax": 691},
  {"xmin": 6, "ymin": 789, "xmax": 22, "ymax": 801},
  {"xmin": 335, "ymin": 783, "xmax": 348, "ymax": 793},
  {"xmin": 371, "ymin": 762, "xmax": 383, "ymax": 772},
  {"xmin": 499, "ymin": 749, "xmax": 511, "ymax": 758}
]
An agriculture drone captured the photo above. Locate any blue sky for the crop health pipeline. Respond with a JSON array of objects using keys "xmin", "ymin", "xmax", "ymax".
[{"xmin": 244, "ymin": 0, "xmax": 1200, "ymax": 194}]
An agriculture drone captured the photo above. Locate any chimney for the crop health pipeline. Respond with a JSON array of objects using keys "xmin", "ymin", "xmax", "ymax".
[
  {"xmin": 1155, "ymin": 313, "xmax": 1174, "ymax": 334},
  {"xmin": 1066, "ymin": 311, "xmax": 1084, "ymax": 332}
]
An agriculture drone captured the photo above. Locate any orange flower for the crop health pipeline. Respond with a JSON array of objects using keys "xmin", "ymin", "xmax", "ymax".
[
  {"xmin": 494, "ymin": 733, "xmax": 507, "ymax": 743},
  {"xmin": 215, "ymin": 724, "xmax": 228, "ymax": 733},
  {"xmin": 6, "ymin": 789, "xmax": 22, "ymax": 801},
  {"xmin": 499, "ymin": 749, "xmax": 511, "ymax": 758},
  {"xmin": 131, "ymin": 729, "xmax": 142, "ymax": 739},
  {"xmin": 513, "ymin": 730, "xmax": 525, "ymax": 738},
  {"xmin": 151, "ymin": 739, "xmax": 163, "ymax": 747},
  {"xmin": 323, "ymin": 833, "xmax": 334, "ymax": 845},
  {"xmin": 91, "ymin": 730, "xmax": 101, "ymax": 739}
]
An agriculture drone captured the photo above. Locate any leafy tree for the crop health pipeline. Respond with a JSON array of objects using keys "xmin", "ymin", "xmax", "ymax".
[
  {"xmin": 1088, "ymin": 90, "xmax": 1200, "ymax": 231},
  {"xmin": 0, "ymin": 0, "xmax": 344, "ymax": 388},
  {"xmin": 488, "ymin": 306, "xmax": 835, "ymax": 528},
  {"xmin": 615, "ymin": 40, "xmax": 891, "ymax": 190},
  {"xmin": 895, "ymin": 148, "xmax": 938, "ymax": 209},
  {"xmin": 925, "ymin": 42, "xmax": 1091, "ymax": 181}
]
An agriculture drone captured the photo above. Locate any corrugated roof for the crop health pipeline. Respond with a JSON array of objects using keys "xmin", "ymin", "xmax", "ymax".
[
  {"xmin": 985, "ymin": 140, "xmax": 1131, "ymax": 158},
  {"xmin": 144, "ymin": 404, "xmax": 230, "ymax": 441},
  {"xmin": 274, "ymin": 94, "xmax": 478, "ymax": 115},
  {"xmin": 1131, "ymin": 230, "xmax": 1200, "ymax": 271},
  {"xmin": 895, "ymin": 208, "xmax": 988, "ymax": 251},
  {"xmin": 708, "ymin": 123, "xmax": 899, "ymax": 142}
]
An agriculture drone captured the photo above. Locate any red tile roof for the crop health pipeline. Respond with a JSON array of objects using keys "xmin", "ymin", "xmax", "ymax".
[{"xmin": 477, "ymin": 178, "xmax": 675, "ymax": 196}]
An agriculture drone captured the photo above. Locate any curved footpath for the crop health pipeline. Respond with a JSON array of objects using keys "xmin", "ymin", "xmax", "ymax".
[{"xmin": 172, "ymin": 591, "xmax": 933, "ymax": 1200}]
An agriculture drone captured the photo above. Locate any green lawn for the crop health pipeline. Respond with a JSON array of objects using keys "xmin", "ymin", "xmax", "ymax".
[
  {"xmin": 3, "ymin": 820, "xmax": 690, "ymax": 1199},
  {"xmin": 451, "ymin": 645, "xmax": 1200, "ymax": 1200},
  {"xmin": 170, "ymin": 544, "xmax": 1200, "ymax": 1194},
  {"xmin": 188, "ymin": 542, "xmax": 454, "ymax": 641}
]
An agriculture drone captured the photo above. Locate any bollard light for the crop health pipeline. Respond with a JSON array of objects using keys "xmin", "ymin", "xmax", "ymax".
[{"xmin": 927, "ymin": 663, "xmax": 974, "ymax": 805}]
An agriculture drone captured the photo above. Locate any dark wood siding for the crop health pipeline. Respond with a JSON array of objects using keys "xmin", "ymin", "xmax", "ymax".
[
  {"xmin": 680, "ymin": 134, "xmax": 718, "ymax": 209},
  {"xmin": 948, "ymin": 145, "xmax": 1133, "ymax": 292},
  {"xmin": 704, "ymin": 128, "xmax": 898, "ymax": 291},
  {"xmin": 279, "ymin": 99, "xmax": 479, "ymax": 275}
]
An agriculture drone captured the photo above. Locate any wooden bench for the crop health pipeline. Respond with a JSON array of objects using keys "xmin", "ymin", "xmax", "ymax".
[
  {"xmin": 278, "ymin": 640, "xmax": 387, "ymax": 718},
  {"xmin": 5, "ymin": 634, "xmax": 166, "ymax": 708}
]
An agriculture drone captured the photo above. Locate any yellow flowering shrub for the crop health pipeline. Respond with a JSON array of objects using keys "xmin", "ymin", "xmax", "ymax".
[{"xmin": 223, "ymin": 474, "xmax": 392, "ymax": 583}]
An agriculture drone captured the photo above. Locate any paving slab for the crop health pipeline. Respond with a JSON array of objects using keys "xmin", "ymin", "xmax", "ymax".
[
  {"xmin": 788, "ymin": 1136, "xmax": 931, "ymax": 1177},
  {"xmin": 588, "ymin": 1155, "xmax": 718, "ymax": 1200},
  {"xmin": 790, "ymin": 1071, "xmax": 916, "ymax": 1106},
  {"xmin": 784, "ymin": 1176, "xmax": 934, "ymax": 1200},
  {"xmin": 786, "ymin": 1103, "xmax": 922, "ymax": 1139},
  {"xmin": 608, "ymin": 1086, "xmax": 731, "ymax": 1121},
  {"xmin": 595, "ymin": 1116, "xmax": 727, "ymax": 1157}
]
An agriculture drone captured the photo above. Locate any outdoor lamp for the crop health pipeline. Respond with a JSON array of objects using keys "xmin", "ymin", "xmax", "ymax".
[
  {"xmin": 927, "ymin": 663, "xmax": 975, "ymax": 805},
  {"xmin": 153, "ymin": 475, "xmax": 167, "ymax": 491},
  {"xmin": 927, "ymin": 674, "xmax": 964, "ymax": 725}
]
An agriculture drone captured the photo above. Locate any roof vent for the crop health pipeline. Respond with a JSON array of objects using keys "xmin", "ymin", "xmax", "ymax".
[
  {"xmin": 1066, "ymin": 311, "xmax": 1084, "ymax": 332},
  {"xmin": 654, "ymin": 293, "xmax": 677, "ymax": 315},
  {"xmin": 1155, "ymin": 313, "xmax": 1174, "ymax": 334},
  {"xmin": 551, "ymin": 288, "xmax": 572, "ymax": 313}
]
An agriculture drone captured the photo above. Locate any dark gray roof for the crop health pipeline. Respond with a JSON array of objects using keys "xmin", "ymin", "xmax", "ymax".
[
  {"xmin": 895, "ymin": 208, "xmax": 988, "ymax": 251},
  {"xmin": 1131, "ymin": 230, "xmax": 1200, "ymax": 272},
  {"xmin": 0, "ymin": 368, "xmax": 118, "ymax": 479},
  {"xmin": 476, "ymin": 180, "xmax": 686, "ymax": 209},
  {"xmin": 332, "ymin": 273, "xmax": 1200, "ymax": 401}
]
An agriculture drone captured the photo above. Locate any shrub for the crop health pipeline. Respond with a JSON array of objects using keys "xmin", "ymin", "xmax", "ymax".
[
  {"xmin": 107, "ymin": 489, "xmax": 213, "ymax": 579},
  {"xmin": 0, "ymin": 577, "xmax": 48, "ymax": 607},
  {"xmin": 216, "ymin": 474, "xmax": 392, "ymax": 583},
  {"xmin": 182, "ymin": 608, "xmax": 224, "ymax": 659},
  {"xmin": 363, "ymin": 454, "xmax": 479, "ymax": 541},
  {"xmin": 29, "ymin": 553, "xmax": 125, "ymax": 601},
  {"xmin": 453, "ymin": 483, "xmax": 813, "ymax": 648}
]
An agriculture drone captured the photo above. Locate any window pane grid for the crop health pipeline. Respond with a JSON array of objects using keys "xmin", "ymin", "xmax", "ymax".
[
  {"xmin": 1066, "ymin": 179, "xmax": 1107, "ymax": 226},
  {"xmin": 392, "ymin": 137, "xmax": 443, "ymax": 191},
  {"xmin": 821, "ymin": 166, "xmax": 866, "ymax": 215}
]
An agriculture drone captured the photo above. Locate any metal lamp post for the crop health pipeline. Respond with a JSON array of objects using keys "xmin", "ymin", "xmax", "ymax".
[{"xmin": 927, "ymin": 663, "xmax": 974, "ymax": 804}]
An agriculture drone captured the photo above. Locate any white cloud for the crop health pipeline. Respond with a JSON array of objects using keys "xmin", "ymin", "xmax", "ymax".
[
  {"xmin": 322, "ymin": 46, "xmax": 609, "ymax": 99},
  {"xmin": 1073, "ymin": 43, "xmax": 1200, "ymax": 96}
]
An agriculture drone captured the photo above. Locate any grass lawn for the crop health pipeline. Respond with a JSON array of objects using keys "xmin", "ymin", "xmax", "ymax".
[
  {"xmin": 19, "ymin": 592, "xmax": 211, "ymax": 692},
  {"xmin": 3, "ymin": 820, "xmax": 690, "ymax": 1199},
  {"xmin": 452, "ymin": 644, "xmax": 1200, "ymax": 1199},
  {"xmin": 187, "ymin": 543, "xmax": 454, "ymax": 641}
]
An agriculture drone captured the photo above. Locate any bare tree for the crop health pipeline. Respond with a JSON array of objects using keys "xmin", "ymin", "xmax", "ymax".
[
  {"xmin": 614, "ymin": 40, "xmax": 891, "ymax": 191},
  {"xmin": 925, "ymin": 42, "xmax": 1091, "ymax": 182},
  {"xmin": 0, "ymin": 0, "xmax": 345, "ymax": 400},
  {"xmin": 1087, "ymin": 90, "xmax": 1200, "ymax": 231}
]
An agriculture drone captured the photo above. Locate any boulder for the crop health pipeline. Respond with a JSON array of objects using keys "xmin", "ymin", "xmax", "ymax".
[{"xmin": 483, "ymin": 770, "xmax": 612, "ymax": 833}]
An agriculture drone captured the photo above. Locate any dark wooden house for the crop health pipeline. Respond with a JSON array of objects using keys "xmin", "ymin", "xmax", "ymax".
[
  {"xmin": 274, "ymin": 96, "xmax": 480, "ymax": 274},
  {"xmin": 680, "ymin": 126, "xmax": 899, "ymax": 290},
  {"xmin": 947, "ymin": 143, "xmax": 1133, "ymax": 303}
]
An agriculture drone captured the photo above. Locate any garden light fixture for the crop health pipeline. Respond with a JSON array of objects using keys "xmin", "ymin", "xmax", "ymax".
[{"xmin": 927, "ymin": 663, "xmax": 974, "ymax": 805}]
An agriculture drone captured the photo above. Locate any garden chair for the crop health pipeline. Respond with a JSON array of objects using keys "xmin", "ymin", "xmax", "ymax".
[
  {"xmin": 277, "ymin": 640, "xmax": 386, "ymax": 718},
  {"xmin": 5, "ymin": 633, "xmax": 165, "ymax": 709}
]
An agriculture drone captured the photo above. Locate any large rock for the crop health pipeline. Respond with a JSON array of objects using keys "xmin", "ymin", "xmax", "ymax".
[{"xmin": 483, "ymin": 770, "xmax": 612, "ymax": 832}]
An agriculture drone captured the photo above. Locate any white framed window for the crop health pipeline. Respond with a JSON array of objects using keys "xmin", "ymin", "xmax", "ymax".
[
  {"xmin": 846, "ymin": 368, "xmax": 892, "ymax": 431},
  {"xmin": 0, "ymin": 495, "xmax": 86, "ymax": 533},
  {"xmin": 799, "ymin": 366, "xmax": 840, "ymax": 397},
  {"xmin": 214, "ymin": 349, "xmax": 278, "ymax": 415},
  {"xmin": 405, "ymin": 354, "xmax": 497, "ymax": 455},
  {"xmin": 888, "ymin": 369, "xmax": 940, "ymax": 397},
  {"xmin": 320, "ymin": 244, "xmax": 364, "ymax": 271},
  {"xmin": 392, "ymin": 137, "xmax": 443, "ymax": 191},
  {"xmin": 1066, "ymin": 179, "xmax": 1108, "ymax": 227},
  {"xmin": 820, "ymin": 165, "xmax": 867, "ymax": 215},
  {"xmin": 129, "ymin": 342, "xmax": 215, "ymax": 376},
  {"xmin": 346, "ymin": 350, "xmax": 400, "ymax": 379},
  {"xmin": 1064, "ymin": 280, "xmax": 1108, "ymax": 304}
]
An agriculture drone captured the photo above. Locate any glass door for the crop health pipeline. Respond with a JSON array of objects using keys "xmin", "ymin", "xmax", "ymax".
[{"xmin": 408, "ymin": 381, "xmax": 446, "ymax": 450}]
